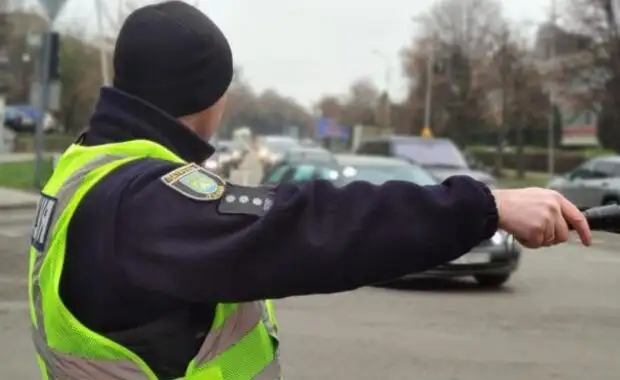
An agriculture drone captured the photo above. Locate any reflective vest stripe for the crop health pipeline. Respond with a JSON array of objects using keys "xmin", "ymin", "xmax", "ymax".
[
  {"xmin": 32, "ymin": 154, "xmax": 126, "ymax": 378},
  {"xmin": 31, "ymin": 153, "xmax": 280, "ymax": 379}
]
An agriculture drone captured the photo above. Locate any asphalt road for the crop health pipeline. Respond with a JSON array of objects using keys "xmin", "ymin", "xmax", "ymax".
[{"xmin": 1, "ymin": 155, "xmax": 619, "ymax": 379}]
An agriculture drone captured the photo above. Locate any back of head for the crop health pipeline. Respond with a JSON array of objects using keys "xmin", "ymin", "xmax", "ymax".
[{"xmin": 113, "ymin": 1, "xmax": 233, "ymax": 118}]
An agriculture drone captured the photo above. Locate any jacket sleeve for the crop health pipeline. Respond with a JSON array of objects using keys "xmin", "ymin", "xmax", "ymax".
[{"xmin": 109, "ymin": 158, "xmax": 498, "ymax": 303}]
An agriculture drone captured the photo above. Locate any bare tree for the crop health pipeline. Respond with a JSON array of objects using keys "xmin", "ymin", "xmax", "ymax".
[
  {"xmin": 340, "ymin": 78, "xmax": 380, "ymax": 127},
  {"xmin": 482, "ymin": 25, "xmax": 549, "ymax": 176},
  {"xmin": 316, "ymin": 96, "xmax": 342, "ymax": 120},
  {"xmin": 562, "ymin": 0, "xmax": 620, "ymax": 150},
  {"xmin": 416, "ymin": 0, "xmax": 506, "ymax": 62},
  {"xmin": 402, "ymin": 0, "xmax": 507, "ymax": 143}
]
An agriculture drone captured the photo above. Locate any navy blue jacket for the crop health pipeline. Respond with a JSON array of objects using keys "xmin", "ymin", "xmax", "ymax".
[{"xmin": 59, "ymin": 87, "xmax": 498, "ymax": 378}]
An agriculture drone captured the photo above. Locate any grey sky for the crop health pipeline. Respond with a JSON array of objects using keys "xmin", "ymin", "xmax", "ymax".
[{"xmin": 33, "ymin": 0, "xmax": 550, "ymax": 107}]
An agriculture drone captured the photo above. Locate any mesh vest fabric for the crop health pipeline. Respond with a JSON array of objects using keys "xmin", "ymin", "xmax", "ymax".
[{"xmin": 28, "ymin": 139, "xmax": 281, "ymax": 380}]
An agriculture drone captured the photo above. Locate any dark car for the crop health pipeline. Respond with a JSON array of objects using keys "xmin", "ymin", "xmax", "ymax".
[
  {"xmin": 355, "ymin": 135, "xmax": 497, "ymax": 187},
  {"xmin": 4, "ymin": 106, "xmax": 36, "ymax": 133},
  {"xmin": 262, "ymin": 154, "xmax": 521, "ymax": 288}
]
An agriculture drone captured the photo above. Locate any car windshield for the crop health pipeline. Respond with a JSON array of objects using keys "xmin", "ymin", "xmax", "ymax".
[
  {"xmin": 393, "ymin": 139, "xmax": 468, "ymax": 168},
  {"xmin": 339, "ymin": 163, "xmax": 437, "ymax": 186}
]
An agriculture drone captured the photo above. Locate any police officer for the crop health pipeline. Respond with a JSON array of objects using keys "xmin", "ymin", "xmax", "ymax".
[{"xmin": 28, "ymin": 2, "xmax": 591, "ymax": 379}]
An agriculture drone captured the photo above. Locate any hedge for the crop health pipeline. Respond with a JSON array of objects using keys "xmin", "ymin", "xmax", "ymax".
[{"xmin": 466, "ymin": 146, "xmax": 612, "ymax": 174}]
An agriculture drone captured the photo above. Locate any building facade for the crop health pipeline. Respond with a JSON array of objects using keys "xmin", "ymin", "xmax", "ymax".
[{"xmin": 532, "ymin": 24, "xmax": 605, "ymax": 147}]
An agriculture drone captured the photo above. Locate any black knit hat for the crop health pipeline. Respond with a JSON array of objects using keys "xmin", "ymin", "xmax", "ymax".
[{"xmin": 113, "ymin": 1, "xmax": 233, "ymax": 117}]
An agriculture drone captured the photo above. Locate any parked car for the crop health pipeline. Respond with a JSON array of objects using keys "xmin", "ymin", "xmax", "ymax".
[
  {"xmin": 262, "ymin": 154, "xmax": 520, "ymax": 288},
  {"xmin": 547, "ymin": 155, "xmax": 620, "ymax": 210},
  {"xmin": 3, "ymin": 106, "xmax": 57, "ymax": 133},
  {"xmin": 355, "ymin": 136, "xmax": 497, "ymax": 187}
]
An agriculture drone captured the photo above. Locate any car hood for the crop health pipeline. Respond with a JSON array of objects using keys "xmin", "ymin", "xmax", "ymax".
[{"xmin": 426, "ymin": 167, "xmax": 496, "ymax": 185}]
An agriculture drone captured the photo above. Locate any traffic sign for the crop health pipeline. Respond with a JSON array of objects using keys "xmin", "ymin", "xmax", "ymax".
[
  {"xmin": 421, "ymin": 126, "xmax": 433, "ymax": 137},
  {"xmin": 37, "ymin": 0, "xmax": 68, "ymax": 22}
]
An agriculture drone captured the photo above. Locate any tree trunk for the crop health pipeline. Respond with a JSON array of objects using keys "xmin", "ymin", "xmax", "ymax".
[{"xmin": 515, "ymin": 118, "xmax": 525, "ymax": 180}]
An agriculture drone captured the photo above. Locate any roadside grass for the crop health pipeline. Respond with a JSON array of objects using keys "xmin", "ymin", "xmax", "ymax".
[
  {"xmin": 0, "ymin": 159, "xmax": 54, "ymax": 191},
  {"xmin": 497, "ymin": 169, "xmax": 552, "ymax": 189}
]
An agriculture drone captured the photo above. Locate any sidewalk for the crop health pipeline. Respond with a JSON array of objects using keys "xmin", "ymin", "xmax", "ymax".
[{"xmin": 0, "ymin": 187, "xmax": 39, "ymax": 211}]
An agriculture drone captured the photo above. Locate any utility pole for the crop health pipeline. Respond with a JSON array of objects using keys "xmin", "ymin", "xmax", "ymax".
[
  {"xmin": 371, "ymin": 49, "xmax": 392, "ymax": 130},
  {"xmin": 423, "ymin": 38, "xmax": 435, "ymax": 133},
  {"xmin": 383, "ymin": 68, "xmax": 391, "ymax": 131},
  {"xmin": 95, "ymin": 0, "xmax": 111, "ymax": 85},
  {"xmin": 0, "ymin": 0, "xmax": 10, "ymax": 153},
  {"xmin": 33, "ymin": 0, "xmax": 67, "ymax": 189},
  {"xmin": 547, "ymin": 0, "xmax": 557, "ymax": 178},
  {"xmin": 495, "ymin": 28, "xmax": 510, "ymax": 177}
]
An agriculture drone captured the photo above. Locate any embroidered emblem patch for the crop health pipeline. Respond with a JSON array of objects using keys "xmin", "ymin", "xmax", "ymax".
[
  {"xmin": 161, "ymin": 163, "xmax": 225, "ymax": 201},
  {"xmin": 31, "ymin": 194, "xmax": 57, "ymax": 252}
]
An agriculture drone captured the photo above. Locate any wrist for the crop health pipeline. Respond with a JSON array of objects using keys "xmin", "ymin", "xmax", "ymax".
[{"xmin": 482, "ymin": 187, "xmax": 500, "ymax": 237}]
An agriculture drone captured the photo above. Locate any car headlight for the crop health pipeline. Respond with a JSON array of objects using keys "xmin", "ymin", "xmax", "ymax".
[
  {"xmin": 258, "ymin": 148, "xmax": 269, "ymax": 159},
  {"xmin": 204, "ymin": 160, "xmax": 219, "ymax": 170},
  {"xmin": 219, "ymin": 154, "xmax": 232, "ymax": 163},
  {"xmin": 342, "ymin": 166, "xmax": 357, "ymax": 177},
  {"xmin": 232, "ymin": 150, "xmax": 242, "ymax": 160},
  {"xmin": 327, "ymin": 170, "xmax": 340, "ymax": 180}
]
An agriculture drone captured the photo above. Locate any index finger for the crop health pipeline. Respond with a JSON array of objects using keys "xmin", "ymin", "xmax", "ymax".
[{"xmin": 560, "ymin": 196, "xmax": 592, "ymax": 246}]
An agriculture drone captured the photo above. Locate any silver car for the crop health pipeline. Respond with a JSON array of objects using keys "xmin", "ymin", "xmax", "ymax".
[{"xmin": 547, "ymin": 156, "xmax": 620, "ymax": 210}]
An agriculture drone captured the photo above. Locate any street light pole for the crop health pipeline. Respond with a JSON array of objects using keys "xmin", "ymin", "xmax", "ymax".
[
  {"xmin": 547, "ymin": 0, "xmax": 557, "ymax": 178},
  {"xmin": 371, "ymin": 49, "xmax": 392, "ymax": 130},
  {"xmin": 423, "ymin": 39, "xmax": 435, "ymax": 131},
  {"xmin": 95, "ymin": 0, "xmax": 111, "ymax": 85}
]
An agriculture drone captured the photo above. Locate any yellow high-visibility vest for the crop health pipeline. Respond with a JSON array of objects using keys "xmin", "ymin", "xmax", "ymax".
[{"xmin": 29, "ymin": 139, "xmax": 281, "ymax": 379}]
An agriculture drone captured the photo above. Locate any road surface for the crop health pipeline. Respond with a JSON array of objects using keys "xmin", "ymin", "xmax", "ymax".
[{"xmin": 1, "ymin": 154, "xmax": 619, "ymax": 379}]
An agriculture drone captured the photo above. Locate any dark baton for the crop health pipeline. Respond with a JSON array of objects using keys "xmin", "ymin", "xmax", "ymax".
[{"xmin": 574, "ymin": 205, "xmax": 620, "ymax": 233}]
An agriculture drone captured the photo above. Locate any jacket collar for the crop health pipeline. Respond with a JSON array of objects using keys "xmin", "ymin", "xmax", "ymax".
[{"xmin": 83, "ymin": 87, "xmax": 214, "ymax": 164}]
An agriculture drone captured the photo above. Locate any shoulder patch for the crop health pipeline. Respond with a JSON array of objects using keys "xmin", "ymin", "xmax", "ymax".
[
  {"xmin": 31, "ymin": 194, "xmax": 58, "ymax": 252},
  {"xmin": 218, "ymin": 185, "xmax": 275, "ymax": 217},
  {"xmin": 161, "ymin": 163, "xmax": 226, "ymax": 201}
]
